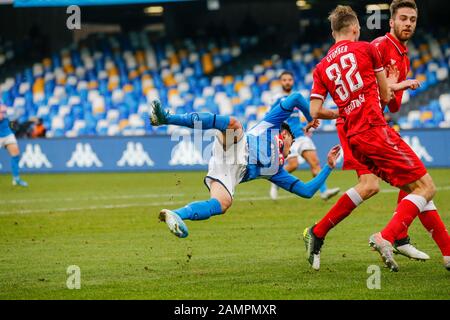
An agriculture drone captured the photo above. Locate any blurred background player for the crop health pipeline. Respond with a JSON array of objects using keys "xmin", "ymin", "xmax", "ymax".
[
  {"xmin": 150, "ymin": 93, "xmax": 341, "ymax": 238},
  {"xmin": 306, "ymin": 4, "xmax": 449, "ymax": 272},
  {"xmin": 0, "ymin": 100, "xmax": 28, "ymax": 187},
  {"xmin": 269, "ymin": 71, "xmax": 340, "ymax": 201}
]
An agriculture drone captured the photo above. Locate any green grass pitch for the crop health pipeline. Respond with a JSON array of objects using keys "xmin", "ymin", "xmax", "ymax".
[{"xmin": 0, "ymin": 169, "xmax": 449, "ymax": 300}]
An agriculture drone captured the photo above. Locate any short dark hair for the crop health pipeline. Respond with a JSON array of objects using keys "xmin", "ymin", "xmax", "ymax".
[
  {"xmin": 281, "ymin": 122, "xmax": 295, "ymax": 140},
  {"xmin": 328, "ymin": 5, "xmax": 358, "ymax": 33},
  {"xmin": 390, "ymin": 0, "xmax": 418, "ymax": 18},
  {"xmin": 279, "ymin": 70, "xmax": 294, "ymax": 80}
]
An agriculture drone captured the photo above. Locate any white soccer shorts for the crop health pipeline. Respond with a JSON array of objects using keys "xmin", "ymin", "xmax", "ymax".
[
  {"xmin": 287, "ymin": 136, "xmax": 316, "ymax": 160},
  {"xmin": 0, "ymin": 134, "xmax": 17, "ymax": 149},
  {"xmin": 204, "ymin": 133, "xmax": 248, "ymax": 198}
]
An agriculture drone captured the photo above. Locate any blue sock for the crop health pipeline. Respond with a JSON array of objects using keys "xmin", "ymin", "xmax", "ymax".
[
  {"xmin": 319, "ymin": 183, "xmax": 327, "ymax": 194},
  {"xmin": 174, "ymin": 198, "xmax": 223, "ymax": 221},
  {"xmin": 167, "ymin": 112, "xmax": 230, "ymax": 131},
  {"xmin": 11, "ymin": 155, "xmax": 20, "ymax": 179}
]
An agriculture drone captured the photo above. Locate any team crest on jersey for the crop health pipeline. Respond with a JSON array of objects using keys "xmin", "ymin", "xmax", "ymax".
[
  {"xmin": 66, "ymin": 143, "xmax": 103, "ymax": 168},
  {"xmin": 19, "ymin": 144, "xmax": 52, "ymax": 169},
  {"xmin": 117, "ymin": 142, "xmax": 154, "ymax": 167}
]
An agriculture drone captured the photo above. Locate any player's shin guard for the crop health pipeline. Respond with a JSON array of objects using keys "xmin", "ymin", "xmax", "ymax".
[
  {"xmin": 11, "ymin": 155, "xmax": 20, "ymax": 179},
  {"xmin": 167, "ymin": 112, "xmax": 230, "ymax": 131},
  {"xmin": 313, "ymin": 188, "xmax": 363, "ymax": 239},
  {"xmin": 418, "ymin": 202, "xmax": 450, "ymax": 256},
  {"xmin": 381, "ymin": 194, "xmax": 427, "ymax": 244},
  {"xmin": 174, "ymin": 198, "xmax": 223, "ymax": 221}
]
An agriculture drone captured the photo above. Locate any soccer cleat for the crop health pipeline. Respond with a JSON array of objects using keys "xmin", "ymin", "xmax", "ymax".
[
  {"xmin": 444, "ymin": 256, "xmax": 450, "ymax": 271},
  {"xmin": 393, "ymin": 237, "xmax": 430, "ymax": 261},
  {"xmin": 320, "ymin": 187, "xmax": 340, "ymax": 201},
  {"xmin": 12, "ymin": 178, "xmax": 28, "ymax": 187},
  {"xmin": 269, "ymin": 183, "xmax": 278, "ymax": 200},
  {"xmin": 369, "ymin": 232, "xmax": 399, "ymax": 272},
  {"xmin": 158, "ymin": 209, "xmax": 189, "ymax": 238},
  {"xmin": 303, "ymin": 227, "xmax": 324, "ymax": 271},
  {"xmin": 149, "ymin": 99, "xmax": 170, "ymax": 126}
]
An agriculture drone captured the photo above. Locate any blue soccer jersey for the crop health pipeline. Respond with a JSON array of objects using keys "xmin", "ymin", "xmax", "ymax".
[
  {"xmin": 240, "ymin": 92, "xmax": 332, "ymax": 198},
  {"xmin": 0, "ymin": 105, "xmax": 13, "ymax": 138},
  {"xmin": 271, "ymin": 94, "xmax": 307, "ymax": 139}
]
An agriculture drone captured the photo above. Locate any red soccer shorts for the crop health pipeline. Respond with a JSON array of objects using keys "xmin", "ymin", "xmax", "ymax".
[
  {"xmin": 348, "ymin": 125, "xmax": 428, "ymax": 188},
  {"xmin": 336, "ymin": 123, "xmax": 372, "ymax": 176}
]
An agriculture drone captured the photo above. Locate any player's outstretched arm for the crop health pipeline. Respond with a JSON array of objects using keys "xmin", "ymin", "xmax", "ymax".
[
  {"xmin": 264, "ymin": 92, "xmax": 313, "ymax": 127},
  {"xmin": 269, "ymin": 145, "xmax": 340, "ymax": 199}
]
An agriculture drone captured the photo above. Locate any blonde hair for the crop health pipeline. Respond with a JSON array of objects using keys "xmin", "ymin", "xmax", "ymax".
[{"xmin": 328, "ymin": 5, "xmax": 359, "ymax": 33}]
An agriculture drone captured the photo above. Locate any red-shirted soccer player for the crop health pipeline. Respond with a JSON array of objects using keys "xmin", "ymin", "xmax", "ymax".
[
  {"xmin": 371, "ymin": 1, "xmax": 449, "ymax": 264},
  {"xmin": 304, "ymin": 0, "xmax": 430, "ymax": 269},
  {"xmin": 303, "ymin": 5, "xmax": 449, "ymax": 272}
]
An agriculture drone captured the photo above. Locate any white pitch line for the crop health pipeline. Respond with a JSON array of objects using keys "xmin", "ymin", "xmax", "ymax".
[
  {"xmin": 0, "ymin": 193, "xmax": 186, "ymax": 204},
  {"xmin": 0, "ymin": 195, "xmax": 294, "ymax": 216},
  {"xmin": 0, "ymin": 190, "xmax": 261, "ymax": 205},
  {"xmin": 0, "ymin": 186, "xmax": 448, "ymax": 216}
]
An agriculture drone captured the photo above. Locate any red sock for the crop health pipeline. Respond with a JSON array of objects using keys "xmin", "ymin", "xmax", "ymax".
[
  {"xmin": 395, "ymin": 190, "xmax": 411, "ymax": 240},
  {"xmin": 419, "ymin": 209, "xmax": 450, "ymax": 256},
  {"xmin": 381, "ymin": 195, "xmax": 426, "ymax": 244},
  {"xmin": 313, "ymin": 189, "xmax": 361, "ymax": 239}
]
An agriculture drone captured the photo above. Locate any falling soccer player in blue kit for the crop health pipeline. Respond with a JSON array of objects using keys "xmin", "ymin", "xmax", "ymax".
[{"xmin": 150, "ymin": 92, "xmax": 341, "ymax": 238}]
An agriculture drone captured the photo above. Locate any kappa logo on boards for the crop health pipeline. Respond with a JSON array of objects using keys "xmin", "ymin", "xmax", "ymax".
[
  {"xmin": 19, "ymin": 144, "xmax": 52, "ymax": 169},
  {"xmin": 117, "ymin": 142, "xmax": 155, "ymax": 167},
  {"xmin": 66, "ymin": 143, "xmax": 103, "ymax": 168},
  {"xmin": 402, "ymin": 136, "xmax": 434, "ymax": 162}
]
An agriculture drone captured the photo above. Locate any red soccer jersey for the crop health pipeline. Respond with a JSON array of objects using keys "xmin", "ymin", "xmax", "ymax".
[
  {"xmin": 311, "ymin": 40, "xmax": 385, "ymax": 137},
  {"xmin": 371, "ymin": 32, "xmax": 410, "ymax": 113}
]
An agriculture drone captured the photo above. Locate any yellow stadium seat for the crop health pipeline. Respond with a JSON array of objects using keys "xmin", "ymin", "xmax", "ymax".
[
  {"xmin": 416, "ymin": 74, "xmax": 427, "ymax": 82},
  {"xmin": 108, "ymin": 81, "xmax": 119, "ymax": 91},
  {"xmin": 258, "ymin": 75, "xmax": 269, "ymax": 85},
  {"xmin": 412, "ymin": 59, "xmax": 422, "ymax": 70},
  {"xmin": 313, "ymin": 48, "xmax": 323, "ymax": 58},
  {"xmin": 123, "ymin": 84, "xmax": 134, "ymax": 93},
  {"xmin": 231, "ymin": 97, "xmax": 241, "ymax": 105},
  {"xmin": 88, "ymin": 81, "xmax": 98, "ymax": 90},
  {"xmin": 224, "ymin": 75, "xmax": 234, "ymax": 84},
  {"xmin": 202, "ymin": 53, "xmax": 214, "ymax": 74},
  {"xmin": 270, "ymin": 80, "xmax": 281, "ymax": 90},
  {"xmin": 32, "ymin": 80, "xmax": 44, "ymax": 94},
  {"xmin": 263, "ymin": 60, "xmax": 272, "ymax": 68},
  {"xmin": 42, "ymin": 58, "xmax": 52, "ymax": 68},
  {"xmin": 420, "ymin": 111, "xmax": 433, "ymax": 122},
  {"xmin": 128, "ymin": 70, "xmax": 139, "ymax": 80},
  {"xmin": 168, "ymin": 88, "xmax": 179, "ymax": 98},
  {"xmin": 64, "ymin": 65, "xmax": 74, "ymax": 74},
  {"xmin": 234, "ymin": 81, "xmax": 244, "ymax": 92},
  {"xmin": 119, "ymin": 119, "xmax": 129, "ymax": 130},
  {"xmin": 93, "ymin": 103, "xmax": 105, "ymax": 115}
]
